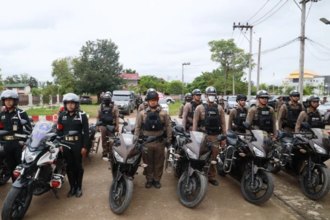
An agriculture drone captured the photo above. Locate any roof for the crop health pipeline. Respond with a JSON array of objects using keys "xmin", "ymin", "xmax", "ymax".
[
  {"xmin": 3, "ymin": 84, "xmax": 29, "ymax": 88},
  {"xmin": 120, "ymin": 73, "xmax": 140, "ymax": 80},
  {"xmin": 285, "ymin": 69, "xmax": 319, "ymax": 79}
]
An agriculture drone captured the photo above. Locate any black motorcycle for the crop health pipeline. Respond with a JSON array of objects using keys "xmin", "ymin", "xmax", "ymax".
[
  {"xmin": 102, "ymin": 124, "xmax": 156, "ymax": 214},
  {"xmin": 216, "ymin": 122, "xmax": 274, "ymax": 205},
  {"xmin": 267, "ymin": 122, "xmax": 330, "ymax": 200},
  {"xmin": 119, "ymin": 114, "xmax": 135, "ymax": 134},
  {"xmin": 87, "ymin": 123, "xmax": 101, "ymax": 159},
  {"xmin": 0, "ymin": 144, "xmax": 11, "ymax": 186},
  {"xmin": 167, "ymin": 125, "xmax": 224, "ymax": 208},
  {"xmin": 1, "ymin": 119, "xmax": 75, "ymax": 220}
]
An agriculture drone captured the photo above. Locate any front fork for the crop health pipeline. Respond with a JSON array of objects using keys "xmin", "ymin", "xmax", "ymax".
[{"xmin": 113, "ymin": 165, "xmax": 122, "ymax": 193}]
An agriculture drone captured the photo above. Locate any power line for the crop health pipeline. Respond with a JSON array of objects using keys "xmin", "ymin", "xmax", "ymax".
[
  {"xmin": 236, "ymin": 31, "xmax": 242, "ymax": 45},
  {"xmin": 308, "ymin": 38, "xmax": 330, "ymax": 51},
  {"xmin": 305, "ymin": 41, "xmax": 330, "ymax": 61},
  {"xmin": 252, "ymin": 38, "xmax": 299, "ymax": 56},
  {"xmin": 250, "ymin": 0, "xmax": 283, "ymax": 25},
  {"xmin": 305, "ymin": 1, "xmax": 313, "ymax": 22},
  {"xmin": 307, "ymin": 40, "xmax": 330, "ymax": 54},
  {"xmin": 240, "ymin": 29, "xmax": 250, "ymax": 43},
  {"xmin": 253, "ymin": 0, "xmax": 289, "ymax": 26},
  {"xmin": 246, "ymin": 0, "xmax": 270, "ymax": 23}
]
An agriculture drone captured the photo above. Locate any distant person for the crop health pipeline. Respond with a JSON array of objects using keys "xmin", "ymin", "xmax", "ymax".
[
  {"xmin": 320, "ymin": 97, "xmax": 328, "ymax": 105},
  {"xmin": 275, "ymin": 96, "xmax": 284, "ymax": 112}
]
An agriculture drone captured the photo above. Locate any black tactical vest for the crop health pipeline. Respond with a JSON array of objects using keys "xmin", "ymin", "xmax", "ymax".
[
  {"xmin": 234, "ymin": 108, "xmax": 247, "ymax": 132},
  {"xmin": 188, "ymin": 101, "xmax": 202, "ymax": 119},
  {"xmin": 253, "ymin": 107, "xmax": 273, "ymax": 133},
  {"xmin": 199, "ymin": 104, "xmax": 221, "ymax": 134},
  {"xmin": 283, "ymin": 103, "xmax": 302, "ymax": 129},
  {"xmin": 100, "ymin": 104, "xmax": 114, "ymax": 125},
  {"xmin": 307, "ymin": 111, "xmax": 325, "ymax": 129},
  {"xmin": 143, "ymin": 109, "xmax": 163, "ymax": 131}
]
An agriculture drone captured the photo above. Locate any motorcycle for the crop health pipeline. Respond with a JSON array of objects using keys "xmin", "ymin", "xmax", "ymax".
[
  {"xmin": 119, "ymin": 114, "xmax": 135, "ymax": 134},
  {"xmin": 87, "ymin": 123, "xmax": 101, "ymax": 159},
  {"xmin": 1, "ymin": 119, "xmax": 75, "ymax": 220},
  {"xmin": 166, "ymin": 125, "xmax": 224, "ymax": 208},
  {"xmin": 216, "ymin": 122, "xmax": 274, "ymax": 205},
  {"xmin": 0, "ymin": 144, "xmax": 11, "ymax": 186},
  {"xmin": 267, "ymin": 122, "xmax": 330, "ymax": 200},
  {"xmin": 101, "ymin": 123, "xmax": 156, "ymax": 214}
]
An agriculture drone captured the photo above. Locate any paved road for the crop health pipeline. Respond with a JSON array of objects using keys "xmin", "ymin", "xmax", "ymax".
[{"xmin": 0, "ymin": 111, "xmax": 329, "ymax": 220}]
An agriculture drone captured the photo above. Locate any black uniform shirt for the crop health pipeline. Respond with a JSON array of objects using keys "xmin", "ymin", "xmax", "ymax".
[{"xmin": 0, "ymin": 108, "xmax": 32, "ymax": 134}]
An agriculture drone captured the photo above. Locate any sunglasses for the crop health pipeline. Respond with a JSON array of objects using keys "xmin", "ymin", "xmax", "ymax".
[
  {"xmin": 292, "ymin": 95, "xmax": 299, "ymax": 97},
  {"xmin": 149, "ymin": 99, "xmax": 158, "ymax": 102},
  {"xmin": 195, "ymin": 94, "xmax": 201, "ymax": 96},
  {"xmin": 259, "ymin": 97, "xmax": 268, "ymax": 100}
]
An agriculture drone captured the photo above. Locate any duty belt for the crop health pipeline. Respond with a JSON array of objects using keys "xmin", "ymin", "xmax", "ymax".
[
  {"xmin": 65, "ymin": 136, "xmax": 79, "ymax": 141},
  {"xmin": 143, "ymin": 135, "xmax": 163, "ymax": 143},
  {"xmin": 3, "ymin": 136, "xmax": 21, "ymax": 140}
]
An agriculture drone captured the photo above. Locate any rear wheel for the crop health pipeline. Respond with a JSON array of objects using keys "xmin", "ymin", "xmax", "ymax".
[{"xmin": 109, "ymin": 177, "xmax": 133, "ymax": 214}]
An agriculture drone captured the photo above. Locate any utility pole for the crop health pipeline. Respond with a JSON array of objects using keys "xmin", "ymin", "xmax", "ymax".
[
  {"xmin": 182, "ymin": 62, "xmax": 190, "ymax": 100},
  {"xmin": 257, "ymin": 38, "xmax": 261, "ymax": 92},
  {"xmin": 233, "ymin": 23, "xmax": 253, "ymax": 101}
]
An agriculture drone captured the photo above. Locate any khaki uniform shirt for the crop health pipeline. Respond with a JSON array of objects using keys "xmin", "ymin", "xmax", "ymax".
[
  {"xmin": 275, "ymin": 100, "xmax": 284, "ymax": 112},
  {"xmin": 228, "ymin": 107, "xmax": 247, "ymax": 132},
  {"xmin": 192, "ymin": 103, "xmax": 226, "ymax": 135},
  {"xmin": 278, "ymin": 102, "xmax": 305, "ymax": 133},
  {"xmin": 178, "ymin": 104, "xmax": 184, "ymax": 118},
  {"xmin": 219, "ymin": 98, "xmax": 225, "ymax": 109},
  {"xmin": 134, "ymin": 106, "xmax": 172, "ymax": 143},
  {"xmin": 138, "ymin": 102, "xmax": 162, "ymax": 114},
  {"xmin": 295, "ymin": 108, "xmax": 323, "ymax": 132},
  {"xmin": 96, "ymin": 103, "xmax": 119, "ymax": 126},
  {"xmin": 182, "ymin": 101, "xmax": 202, "ymax": 131},
  {"xmin": 246, "ymin": 105, "xmax": 278, "ymax": 137}
]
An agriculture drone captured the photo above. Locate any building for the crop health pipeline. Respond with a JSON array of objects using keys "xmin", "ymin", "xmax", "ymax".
[
  {"xmin": 3, "ymin": 84, "xmax": 31, "ymax": 94},
  {"xmin": 120, "ymin": 73, "xmax": 140, "ymax": 90},
  {"xmin": 284, "ymin": 69, "xmax": 329, "ymax": 95}
]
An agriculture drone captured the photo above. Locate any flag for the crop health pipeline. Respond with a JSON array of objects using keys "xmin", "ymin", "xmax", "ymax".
[{"xmin": 273, "ymin": 72, "xmax": 275, "ymax": 77}]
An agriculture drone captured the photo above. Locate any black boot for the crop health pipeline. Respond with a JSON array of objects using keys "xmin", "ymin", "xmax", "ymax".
[
  {"xmin": 76, "ymin": 170, "xmax": 84, "ymax": 198},
  {"xmin": 67, "ymin": 172, "xmax": 76, "ymax": 198}
]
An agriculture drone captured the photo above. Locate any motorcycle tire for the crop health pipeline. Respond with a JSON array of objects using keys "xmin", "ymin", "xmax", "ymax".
[
  {"xmin": 0, "ymin": 168, "xmax": 11, "ymax": 185},
  {"xmin": 177, "ymin": 171, "xmax": 207, "ymax": 208},
  {"xmin": 1, "ymin": 187, "xmax": 33, "ymax": 220},
  {"xmin": 241, "ymin": 169, "xmax": 274, "ymax": 205},
  {"xmin": 216, "ymin": 159, "xmax": 227, "ymax": 177},
  {"xmin": 266, "ymin": 161, "xmax": 281, "ymax": 174},
  {"xmin": 300, "ymin": 165, "xmax": 330, "ymax": 200},
  {"xmin": 95, "ymin": 136, "xmax": 101, "ymax": 154},
  {"xmin": 109, "ymin": 176, "xmax": 133, "ymax": 214}
]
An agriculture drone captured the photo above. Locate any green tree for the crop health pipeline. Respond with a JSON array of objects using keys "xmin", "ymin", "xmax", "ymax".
[
  {"xmin": 138, "ymin": 75, "xmax": 162, "ymax": 94},
  {"xmin": 74, "ymin": 39, "xmax": 124, "ymax": 101},
  {"xmin": 303, "ymin": 84, "xmax": 316, "ymax": 95},
  {"xmin": 284, "ymin": 86, "xmax": 295, "ymax": 94},
  {"xmin": 30, "ymin": 88, "xmax": 42, "ymax": 95},
  {"xmin": 3, "ymin": 76, "xmax": 16, "ymax": 84},
  {"xmin": 208, "ymin": 39, "xmax": 252, "ymax": 95},
  {"xmin": 123, "ymin": 68, "xmax": 137, "ymax": 74},
  {"xmin": 29, "ymin": 76, "xmax": 38, "ymax": 88},
  {"xmin": 42, "ymin": 85, "xmax": 58, "ymax": 105},
  {"xmin": 51, "ymin": 57, "xmax": 76, "ymax": 94},
  {"xmin": 168, "ymin": 80, "xmax": 184, "ymax": 94}
]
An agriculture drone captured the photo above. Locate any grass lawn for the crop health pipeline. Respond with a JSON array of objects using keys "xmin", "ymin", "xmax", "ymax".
[{"xmin": 169, "ymin": 102, "xmax": 182, "ymax": 117}]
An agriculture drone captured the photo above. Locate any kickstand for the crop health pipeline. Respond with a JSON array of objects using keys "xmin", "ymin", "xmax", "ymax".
[{"xmin": 52, "ymin": 188, "xmax": 60, "ymax": 199}]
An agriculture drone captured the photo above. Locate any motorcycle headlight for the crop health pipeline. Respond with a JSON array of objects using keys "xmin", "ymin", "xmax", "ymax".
[
  {"xmin": 24, "ymin": 148, "xmax": 38, "ymax": 163},
  {"xmin": 253, "ymin": 146, "xmax": 265, "ymax": 158},
  {"xmin": 314, "ymin": 143, "xmax": 326, "ymax": 155},
  {"xmin": 114, "ymin": 150, "xmax": 124, "ymax": 162},
  {"xmin": 127, "ymin": 154, "xmax": 140, "ymax": 164},
  {"xmin": 186, "ymin": 148, "xmax": 197, "ymax": 159}
]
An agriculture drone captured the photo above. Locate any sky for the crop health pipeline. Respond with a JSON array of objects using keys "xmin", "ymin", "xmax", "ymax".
[{"xmin": 0, "ymin": 0, "xmax": 329, "ymax": 87}]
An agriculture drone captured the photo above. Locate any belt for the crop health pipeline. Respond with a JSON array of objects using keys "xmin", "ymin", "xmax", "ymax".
[
  {"xmin": 3, "ymin": 136, "xmax": 21, "ymax": 140},
  {"xmin": 65, "ymin": 136, "xmax": 79, "ymax": 141}
]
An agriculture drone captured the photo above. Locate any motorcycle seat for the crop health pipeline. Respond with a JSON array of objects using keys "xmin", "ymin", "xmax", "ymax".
[{"xmin": 227, "ymin": 137, "xmax": 237, "ymax": 146}]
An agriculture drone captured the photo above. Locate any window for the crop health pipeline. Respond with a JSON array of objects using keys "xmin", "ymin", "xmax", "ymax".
[
  {"xmin": 19, "ymin": 87, "xmax": 24, "ymax": 91},
  {"xmin": 293, "ymin": 79, "xmax": 299, "ymax": 83}
]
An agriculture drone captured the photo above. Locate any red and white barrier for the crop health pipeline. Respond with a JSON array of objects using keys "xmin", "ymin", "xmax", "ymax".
[{"xmin": 31, "ymin": 114, "xmax": 90, "ymax": 122}]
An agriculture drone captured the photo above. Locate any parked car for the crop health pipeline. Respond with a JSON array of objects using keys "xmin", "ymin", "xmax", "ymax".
[
  {"xmin": 165, "ymin": 96, "xmax": 175, "ymax": 104},
  {"xmin": 158, "ymin": 98, "xmax": 169, "ymax": 114},
  {"xmin": 80, "ymin": 95, "xmax": 92, "ymax": 104},
  {"xmin": 319, "ymin": 102, "xmax": 330, "ymax": 124},
  {"xmin": 247, "ymin": 96, "xmax": 257, "ymax": 109},
  {"xmin": 267, "ymin": 95, "xmax": 290, "ymax": 109},
  {"xmin": 112, "ymin": 90, "xmax": 135, "ymax": 115},
  {"xmin": 224, "ymin": 95, "xmax": 248, "ymax": 114}
]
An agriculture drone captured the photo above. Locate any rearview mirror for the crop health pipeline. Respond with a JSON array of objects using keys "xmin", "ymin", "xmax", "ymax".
[
  {"xmin": 106, "ymin": 125, "xmax": 116, "ymax": 133},
  {"xmin": 146, "ymin": 136, "xmax": 157, "ymax": 143},
  {"xmin": 96, "ymin": 121, "xmax": 102, "ymax": 126},
  {"xmin": 20, "ymin": 119, "xmax": 27, "ymax": 125},
  {"xmin": 243, "ymin": 122, "xmax": 252, "ymax": 130},
  {"xmin": 119, "ymin": 114, "xmax": 124, "ymax": 119},
  {"xmin": 0, "ymin": 130, "xmax": 9, "ymax": 136},
  {"xmin": 174, "ymin": 126, "xmax": 184, "ymax": 133},
  {"xmin": 301, "ymin": 122, "xmax": 311, "ymax": 130},
  {"xmin": 28, "ymin": 117, "xmax": 34, "ymax": 122},
  {"xmin": 217, "ymin": 135, "xmax": 226, "ymax": 142}
]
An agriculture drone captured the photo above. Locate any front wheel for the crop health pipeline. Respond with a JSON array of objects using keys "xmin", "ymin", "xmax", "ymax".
[
  {"xmin": 300, "ymin": 165, "xmax": 330, "ymax": 200},
  {"xmin": 177, "ymin": 171, "xmax": 208, "ymax": 208},
  {"xmin": 109, "ymin": 177, "xmax": 133, "ymax": 214},
  {"xmin": 241, "ymin": 169, "xmax": 274, "ymax": 205},
  {"xmin": 216, "ymin": 159, "xmax": 227, "ymax": 177},
  {"xmin": 1, "ymin": 187, "xmax": 33, "ymax": 220},
  {"xmin": 266, "ymin": 161, "xmax": 281, "ymax": 174}
]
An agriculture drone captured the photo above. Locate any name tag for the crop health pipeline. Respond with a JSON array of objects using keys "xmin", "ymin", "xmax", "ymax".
[
  {"xmin": 74, "ymin": 117, "xmax": 81, "ymax": 121},
  {"xmin": 261, "ymin": 111, "xmax": 269, "ymax": 115},
  {"xmin": 62, "ymin": 116, "xmax": 67, "ymax": 120},
  {"xmin": 208, "ymin": 111, "xmax": 216, "ymax": 114},
  {"xmin": 312, "ymin": 117, "xmax": 319, "ymax": 121},
  {"xmin": 1, "ymin": 116, "xmax": 5, "ymax": 119},
  {"xmin": 240, "ymin": 113, "xmax": 246, "ymax": 117}
]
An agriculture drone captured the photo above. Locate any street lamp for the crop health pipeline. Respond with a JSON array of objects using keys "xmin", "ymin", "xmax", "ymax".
[
  {"xmin": 182, "ymin": 62, "xmax": 190, "ymax": 99},
  {"xmin": 320, "ymin": 18, "xmax": 330, "ymax": 25}
]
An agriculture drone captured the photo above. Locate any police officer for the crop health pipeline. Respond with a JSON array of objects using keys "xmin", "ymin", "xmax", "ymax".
[
  {"xmin": 228, "ymin": 94, "xmax": 248, "ymax": 133},
  {"xmin": 178, "ymin": 93, "xmax": 192, "ymax": 119},
  {"xmin": 246, "ymin": 90, "xmax": 277, "ymax": 140},
  {"xmin": 0, "ymin": 90, "xmax": 32, "ymax": 182},
  {"xmin": 57, "ymin": 93, "xmax": 89, "ymax": 198},
  {"xmin": 96, "ymin": 93, "xmax": 119, "ymax": 159},
  {"xmin": 320, "ymin": 97, "xmax": 328, "ymax": 105},
  {"xmin": 219, "ymin": 95, "xmax": 225, "ymax": 109},
  {"xmin": 275, "ymin": 95, "xmax": 284, "ymax": 113},
  {"xmin": 134, "ymin": 90, "xmax": 172, "ymax": 189},
  {"xmin": 135, "ymin": 93, "xmax": 143, "ymax": 111},
  {"xmin": 193, "ymin": 86, "xmax": 226, "ymax": 186},
  {"xmin": 137, "ymin": 88, "xmax": 156, "ymax": 113},
  {"xmin": 278, "ymin": 90, "xmax": 304, "ymax": 133},
  {"xmin": 182, "ymin": 89, "xmax": 203, "ymax": 131},
  {"xmin": 295, "ymin": 95, "xmax": 325, "ymax": 132}
]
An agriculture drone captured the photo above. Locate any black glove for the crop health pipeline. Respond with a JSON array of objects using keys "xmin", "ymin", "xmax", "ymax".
[{"xmin": 165, "ymin": 142, "xmax": 171, "ymax": 148}]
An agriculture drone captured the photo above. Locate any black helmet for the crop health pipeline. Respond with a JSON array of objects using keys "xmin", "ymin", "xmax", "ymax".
[
  {"xmin": 205, "ymin": 86, "xmax": 217, "ymax": 95},
  {"xmin": 236, "ymin": 94, "xmax": 247, "ymax": 101},
  {"xmin": 308, "ymin": 95, "xmax": 320, "ymax": 103},
  {"xmin": 145, "ymin": 90, "xmax": 159, "ymax": 101},
  {"xmin": 185, "ymin": 93, "xmax": 192, "ymax": 100},
  {"xmin": 146, "ymin": 88, "xmax": 156, "ymax": 95},
  {"xmin": 63, "ymin": 93, "xmax": 80, "ymax": 111},
  {"xmin": 1, "ymin": 90, "xmax": 19, "ymax": 106},
  {"xmin": 192, "ymin": 89, "xmax": 202, "ymax": 95},
  {"xmin": 289, "ymin": 90, "xmax": 300, "ymax": 97},
  {"xmin": 257, "ymin": 90, "xmax": 269, "ymax": 98},
  {"xmin": 103, "ymin": 93, "xmax": 112, "ymax": 106}
]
